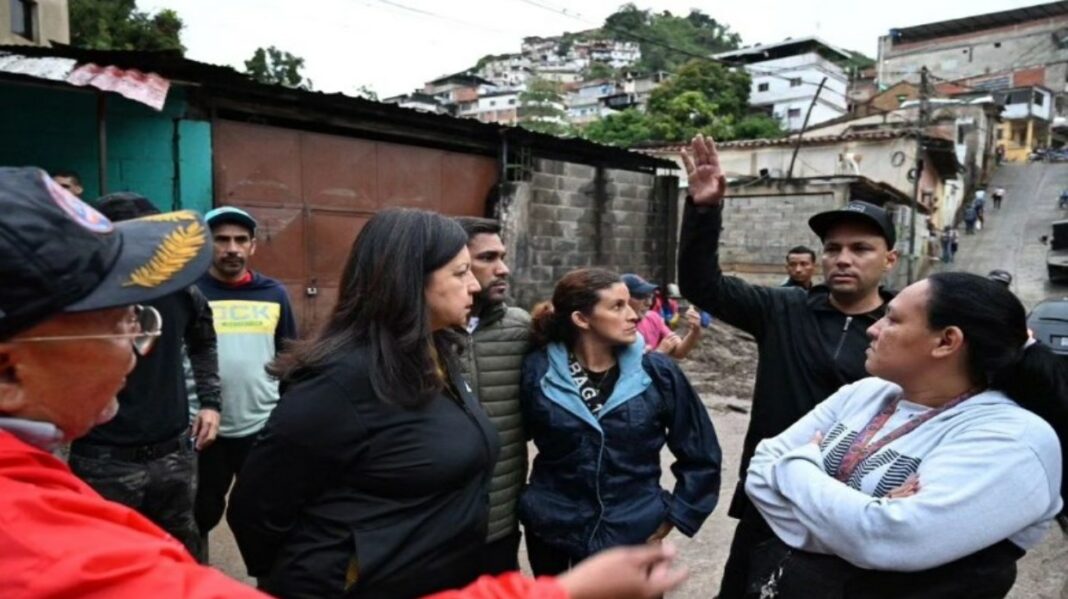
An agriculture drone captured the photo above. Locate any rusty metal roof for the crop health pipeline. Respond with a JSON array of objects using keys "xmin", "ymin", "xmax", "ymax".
[
  {"xmin": 0, "ymin": 44, "xmax": 673, "ymax": 172},
  {"xmin": 888, "ymin": 1, "xmax": 1068, "ymax": 45},
  {"xmin": 638, "ymin": 129, "xmax": 915, "ymax": 153}
]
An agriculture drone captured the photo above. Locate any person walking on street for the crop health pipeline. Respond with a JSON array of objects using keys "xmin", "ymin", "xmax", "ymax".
[
  {"xmin": 963, "ymin": 204, "xmax": 978, "ymax": 235},
  {"xmin": 677, "ymin": 134, "xmax": 899, "ymax": 598},
  {"xmin": 193, "ymin": 206, "xmax": 297, "ymax": 558},
  {"xmin": 456, "ymin": 216, "xmax": 532, "ymax": 575},
  {"xmin": 993, "ymin": 187, "xmax": 1005, "ymax": 210},
  {"xmin": 68, "ymin": 193, "xmax": 221, "ymax": 560},
  {"xmin": 519, "ymin": 268, "xmax": 721, "ymax": 576},
  {"xmin": 941, "ymin": 226, "xmax": 958, "ymax": 264},
  {"xmin": 974, "ymin": 190, "xmax": 986, "ymax": 230}
]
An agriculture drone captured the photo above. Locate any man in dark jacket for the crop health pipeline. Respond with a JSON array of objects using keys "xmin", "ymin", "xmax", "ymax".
[
  {"xmin": 677, "ymin": 134, "xmax": 899, "ymax": 598},
  {"xmin": 456, "ymin": 217, "xmax": 532, "ymax": 574},
  {"xmin": 69, "ymin": 193, "xmax": 221, "ymax": 559}
]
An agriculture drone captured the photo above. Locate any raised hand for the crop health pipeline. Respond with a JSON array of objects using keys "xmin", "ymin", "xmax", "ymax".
[{"xmin": 680, "ymin": 134, "xmax": 727, "ymax": 207}]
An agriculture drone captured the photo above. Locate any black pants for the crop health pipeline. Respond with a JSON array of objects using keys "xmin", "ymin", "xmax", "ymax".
[
  {"xmin": 478, "ymin": 530, "xmax": 522, "ymax": 576},
  {"xmin": 194, "ymin": 434, "xmax": 256, "ymax": 538},
  {"xmin": 718, "ymin": 510, "xmax": 775, "ymax": 599},
  {"xmin": 70, "ymin": 443, "xmax": 200, "ymax": 557},
  {"xmin": 526, "ymin": 533, "xmax": 584, "ymax": 577}
]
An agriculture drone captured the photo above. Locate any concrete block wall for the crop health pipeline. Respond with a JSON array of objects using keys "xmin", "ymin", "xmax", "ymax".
[{"xmin": 503, "ymin": 158, "xmax": 666, "ymax": 309}]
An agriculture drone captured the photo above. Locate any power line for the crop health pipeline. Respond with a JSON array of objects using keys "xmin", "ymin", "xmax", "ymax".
[{"xmin": 368, "ymin": 0, "xmax": 518, "ymax": 35}]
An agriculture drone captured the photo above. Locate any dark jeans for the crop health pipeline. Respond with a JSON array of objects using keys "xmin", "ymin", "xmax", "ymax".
[
  {"xmin": 479, "ymin": 530, "xmax": 522, "ymax": 576},
  {"xmin": 69, "ymin": 442, "xmax": 200, "ymax": 557},
  {"xmin": 526, "ymin": 533, "xmax": 584, "ymax": 577},
  {"xmin": 718, "ymin": 510, "xmax": 776, "ymax": 599},
  {"xmin": 194, "ymin": 434, "xmax": 256, "ymax": 539}
]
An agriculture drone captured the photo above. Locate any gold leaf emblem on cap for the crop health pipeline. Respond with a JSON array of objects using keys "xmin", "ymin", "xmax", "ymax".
[
  {"xmin": 123, "ymin": 221, "xmax": 206, "ymax": 288},
  {"xmin": 136, "ymin": 210, "xmax": 198, "ymax": 223}
]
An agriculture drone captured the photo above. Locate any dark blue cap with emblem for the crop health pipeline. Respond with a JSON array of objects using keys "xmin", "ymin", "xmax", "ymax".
[{"xmin": 0, "ymin": 167, "xmax": 212, "ymax": 340}]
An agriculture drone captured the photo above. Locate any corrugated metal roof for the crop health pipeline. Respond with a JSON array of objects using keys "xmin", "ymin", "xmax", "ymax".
[
  {"xmin": 638, "ymin": 129, "xmax": 914, "ymax": 153},
  {"xmin": 0, "ymin": 50, "xmax": 170, "ymax": 110},
  {"xmin": 889, "ymin": 1, "xmax": 1068, "ymax": 44},
  {"xmin": 0, "ymin": 44, "xmax": 673, "ymax": 171}
]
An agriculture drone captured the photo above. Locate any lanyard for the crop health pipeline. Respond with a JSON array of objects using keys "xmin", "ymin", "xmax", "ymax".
[{"xmin": 834, "ymin": 389, "xmax": 979, "ymax": 483}]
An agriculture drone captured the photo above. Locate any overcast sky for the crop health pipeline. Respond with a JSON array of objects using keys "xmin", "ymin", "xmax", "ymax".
[{"xmin": 140, "ymin": 0, "xmax": 1043, "ymax": 97}]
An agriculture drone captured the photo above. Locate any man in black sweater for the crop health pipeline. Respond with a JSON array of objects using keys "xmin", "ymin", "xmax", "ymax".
[
  {"xmin": 677, "ymin": 135, "xmax": 899, "ymax": 598},
  {"xmin": 69, "ymin": 193, "xmax": 221, "ymax": 559}
]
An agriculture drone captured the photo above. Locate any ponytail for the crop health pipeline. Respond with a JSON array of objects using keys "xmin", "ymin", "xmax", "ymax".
[{"xmin": 529, "ymin": 268, "xmax": 622, "ymax": 348}]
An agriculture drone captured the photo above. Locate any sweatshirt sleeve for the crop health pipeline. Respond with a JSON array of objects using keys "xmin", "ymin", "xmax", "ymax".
[
  {"xmin": 274, "ymin": 285, "xmax": 298, "ymax": 352},
  {"xmin": 651, "ymin": 354, "xmax": 722, "ymax": 536},
  {"xmin": 768, "ymin": 422, "xmax": 1059, "ymax": 571},
  {"xmin": 184, "ymin": 286, "xmax": 221, "ymax": 410},
  {"xmin": 226, "ymin": 374, "xmax": 360, "ymax": 576},
  {"xmin": 745, "ymin": 381, "xmax": 856, "ymax": 549},
  {"xmin": 421, "ymin": 573, "xmax": 568, "ymax": 599},
  {"xmin": 677, "ymin": 198, "xmax": 778, "ymax": 340}
]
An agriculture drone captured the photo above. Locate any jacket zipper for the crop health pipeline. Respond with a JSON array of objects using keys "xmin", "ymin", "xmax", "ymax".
[
  {"xmin": 832, "ymin": 316, "xmax": 853, "ymax": 361},
  {"xmin": 587, "ymin": 433, "xmax": 607, "ymax": 549}
]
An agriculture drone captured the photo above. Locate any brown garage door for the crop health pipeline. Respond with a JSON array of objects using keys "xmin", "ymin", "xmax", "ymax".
[{"xmin": 213, "ymin": 120, "xmax": 498, "ymax": 334}]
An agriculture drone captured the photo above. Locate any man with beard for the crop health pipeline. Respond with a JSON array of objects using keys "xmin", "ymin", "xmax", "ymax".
[
  {"xmin": 677, "ymin": 134, "xmax": 899, "ymax": 598},
  {"xmin": 456, "ymin": 217, "xmax": 532, "ymax": 574},
  {"xmin": 193, "ymin": 206, "xmax": 296, "ymax": 558}
]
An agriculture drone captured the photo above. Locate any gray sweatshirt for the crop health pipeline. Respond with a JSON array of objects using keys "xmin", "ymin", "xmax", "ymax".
[{"xmin": 746, "ymin": 377, "xmax": 1063, "ymax": 572}]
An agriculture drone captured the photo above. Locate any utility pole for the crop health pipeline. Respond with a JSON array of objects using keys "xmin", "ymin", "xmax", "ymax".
[
  {"xmin": 787, "ymin": 77, "xmax": 828, "ymax": 180},
  {"xmin": 907, "ymin": 66, "xmax": 929, "ymax": 284}
]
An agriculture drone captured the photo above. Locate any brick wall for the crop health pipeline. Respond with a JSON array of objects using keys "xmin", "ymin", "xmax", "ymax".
[{"xmin": 501, "ymin": 158, "xmax": 672, "ymax": 309}]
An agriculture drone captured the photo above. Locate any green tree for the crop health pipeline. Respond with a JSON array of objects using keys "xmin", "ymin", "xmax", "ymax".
[
  {"xmin": 734, "ymin": 114, "xmax": 786, "ymax": 140},
  {"xmin": 244, "ymin": 46, "xmax": 312, "ymax": 90},
  {"xmin": 581, "ymin": 109, "xmax": 656, "ymax": 147},
  {"xmin": 353, "ymin": 85, "xmax": 378, "ymax": 101},
  {"xmin": 585, "ymin": 62, "xmax": 615, "ymax": 80},
  {"xmin": 602, "ymin": 5, "xmax": 741, "ymax": 73},
  {"xmin": 70, "ymin": 0, "xmax": 184, "ymax": 53},
  {"xmin": 518, "ymin": 79, "xmax": 569, "ymax": 136}
]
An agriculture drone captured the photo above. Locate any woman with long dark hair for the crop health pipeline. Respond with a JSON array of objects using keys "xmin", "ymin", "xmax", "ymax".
[
  {"xmin": 518, "ymin": 268, "xmax": 722, "ymax": 575},
  {"xmin": 745, "ymin": 272, "xmax": 1067, "ymax": 598},
  {"xmin": 226, "ymin": 208, "xmax": 498, "ymax": 598}
]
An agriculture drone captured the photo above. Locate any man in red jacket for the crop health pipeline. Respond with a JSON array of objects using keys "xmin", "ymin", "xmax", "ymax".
[{"xmin": 0, "ymin": 167, "xmax": 687, "ymax": 599}]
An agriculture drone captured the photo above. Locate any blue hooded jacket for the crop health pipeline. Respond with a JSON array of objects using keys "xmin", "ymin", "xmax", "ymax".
[{"xmin": 518, "ymin": 337, "xmax": 722, "ymax": 558}]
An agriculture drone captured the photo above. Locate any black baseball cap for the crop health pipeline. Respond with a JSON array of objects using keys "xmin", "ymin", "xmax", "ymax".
[
  {"xmin": 809, "ymin": 200, "xmax": 897, "ymax": 248},
  {"xmin": 0, "ymin": 167, "xmax": 212, "ymax": 340}
]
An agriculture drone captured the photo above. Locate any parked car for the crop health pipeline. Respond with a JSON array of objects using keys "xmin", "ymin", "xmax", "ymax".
[
  {"xmin": 1042, "ymin": 220, "xmax": 1068, "ymax": 282},
  {"xmin": 1028, "ymin": 298, "xmax": 1068, "ymax": 356}
]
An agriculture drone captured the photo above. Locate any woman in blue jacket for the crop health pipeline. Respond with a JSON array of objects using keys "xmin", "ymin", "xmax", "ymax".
[{"xmin": 519, "ymin": 268, "xmax": 722, "ymax": 575}]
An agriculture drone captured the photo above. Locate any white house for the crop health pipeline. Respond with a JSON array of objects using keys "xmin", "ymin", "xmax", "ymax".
[{"xmin": 714, "ymin": 37, "xmax": 850, "ymax": 131}]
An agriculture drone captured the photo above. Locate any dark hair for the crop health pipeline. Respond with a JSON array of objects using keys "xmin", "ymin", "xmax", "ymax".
[
  {"xmin": 269, "ymin": 208, "xmax": 469, "ymax": 408},
  {"xmin": 97, "ymin": 192, "xmax": 161, "ymax": 221},
  {"xmin": 51, "ymin": 170, "xmax": 81, "ymax": 184},
  {"xmin": 455, "ymin": 216, "xmax": 501, "ymax": 239},
  {"xmin": 531, "ymin": 268, "xmax": 622, "ymax": 347},
  {"xmin": 786, "ymin": 245, "xmax": 816, "ymax": 261},
  {"xmin": 925, "ymin": 272, "xmax": 1068, "ymax": 423}
]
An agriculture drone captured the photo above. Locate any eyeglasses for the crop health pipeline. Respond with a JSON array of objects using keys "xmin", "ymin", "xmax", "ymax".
[{"xmin": 15, "ymin": 305, "xmax": 163, "ymax": 357}]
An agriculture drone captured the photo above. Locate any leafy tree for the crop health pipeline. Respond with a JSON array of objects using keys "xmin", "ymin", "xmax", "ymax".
[
  {"xmin": 245, "ymin": 46, "xmax": 312, "ymax": 90},
  {"xmin": 581, "ymin": 109, "xmax": 656, "ymax": 147},
  {"xmin": 518, "ymin": 79, "xmax": 569, "ymax": 136},
  {"xmin": 585, "ymin": 62, "xmax": 615, "ymax": 80},
  {"xmin": 70, "ymin": 0, "xmax": 184, "ymax": 53},
  {"xmin": 602, "ymin": 5, "xmax": 741, "ymax": 73},
  {"xmin": 734, "ymin": 114, "xmax": 786, "ymax": 140}
]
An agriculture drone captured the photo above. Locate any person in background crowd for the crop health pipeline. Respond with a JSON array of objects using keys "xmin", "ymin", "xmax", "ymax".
[
  {"xmin": 456, "ymin": 216, "xmax": 532, "ymax": 575},
  {"xmin": 992, "ymin": 187, "xmax": 1005, "ymax": 210},
  {"xmin": 519, "ymin": 268, "xmax": 721, "ymax": 576},
  {"xmin": 745, "ymin": 273, "xmax": 1065, "ymax": 597},
  {"xmin": 782, "ymin": 246, "xmax": 817, "ymax": 290},
  {"xmin": 193, "ymin": 206, "xmax": 297, "ymax": 558},
  {"xmin": 228, "ymin": 209, "xmax": 499, "ymax": 598},
  {"xmin": 941, "ymin": 226, "xmax": 959, "ymax": 264},
  {"xmin": 651, "ymin": 286, "xmax": 680, "ymax": 327},
  {"xmin": 51, "ymin": 169, "xmax": 84, "ymax": 199},
  {"xmin": 678, "ymin": 134, "xmax": 899, "ymax": 598},
  {"xmin": 974, "ymin": 190, "xmax": 986, "ymax": 230},
  {"xmin": 963, "ymin": 204, "xmax": 978, "ymax": 235},
  {"xmin": 989, "ymin": 269, "xmax": 1013, "ymax": 288},
  {"xmin": 624, "ymin": 273, "xmax": 702, "ymax": 359},
  {"xmin": 0, "ymin": 167, "xmax": 267, "ymax": 597},
  {"xmin": 68, "ymin": 193, "xmax": 221, "ymax": 560}
]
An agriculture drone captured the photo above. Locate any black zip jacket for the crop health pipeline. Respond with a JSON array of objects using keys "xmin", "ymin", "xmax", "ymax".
[
  {"xmin": 226, "ymin": 343, "xmax": 500, "ymax": 598},
  {"xmin": 678, "ymin": 200, "xmax": 892, "ymax": 518}
]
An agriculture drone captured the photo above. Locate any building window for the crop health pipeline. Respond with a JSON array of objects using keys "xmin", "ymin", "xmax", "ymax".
[
  {"xmin": 11, "ymin": 0, "xmax": 34, "ymax": 39},
  {"xmin": 490, "ymin": 100, "xmax": 496, "ymax": 107},
  {"xmin": 508, "ymin": 99, "xmax": 516, "ymax": 105},
  {"xmin": 957, "ymin": 125, "xmax": 966, "ymax": 144},
  {"xmin": 787, "ymin": 108, "xmax": 802, "ymax": 118},
  {"xmin": 1034, "ymin": 91, "xmax": 1045, "ymax": 106},
  {"xmin": 757, "ymin": 82, "xmax": 769, "ymax": 92},
  {"xmin": 789, "ymin": 78, "xmax": 802, "ymax": 87}
]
